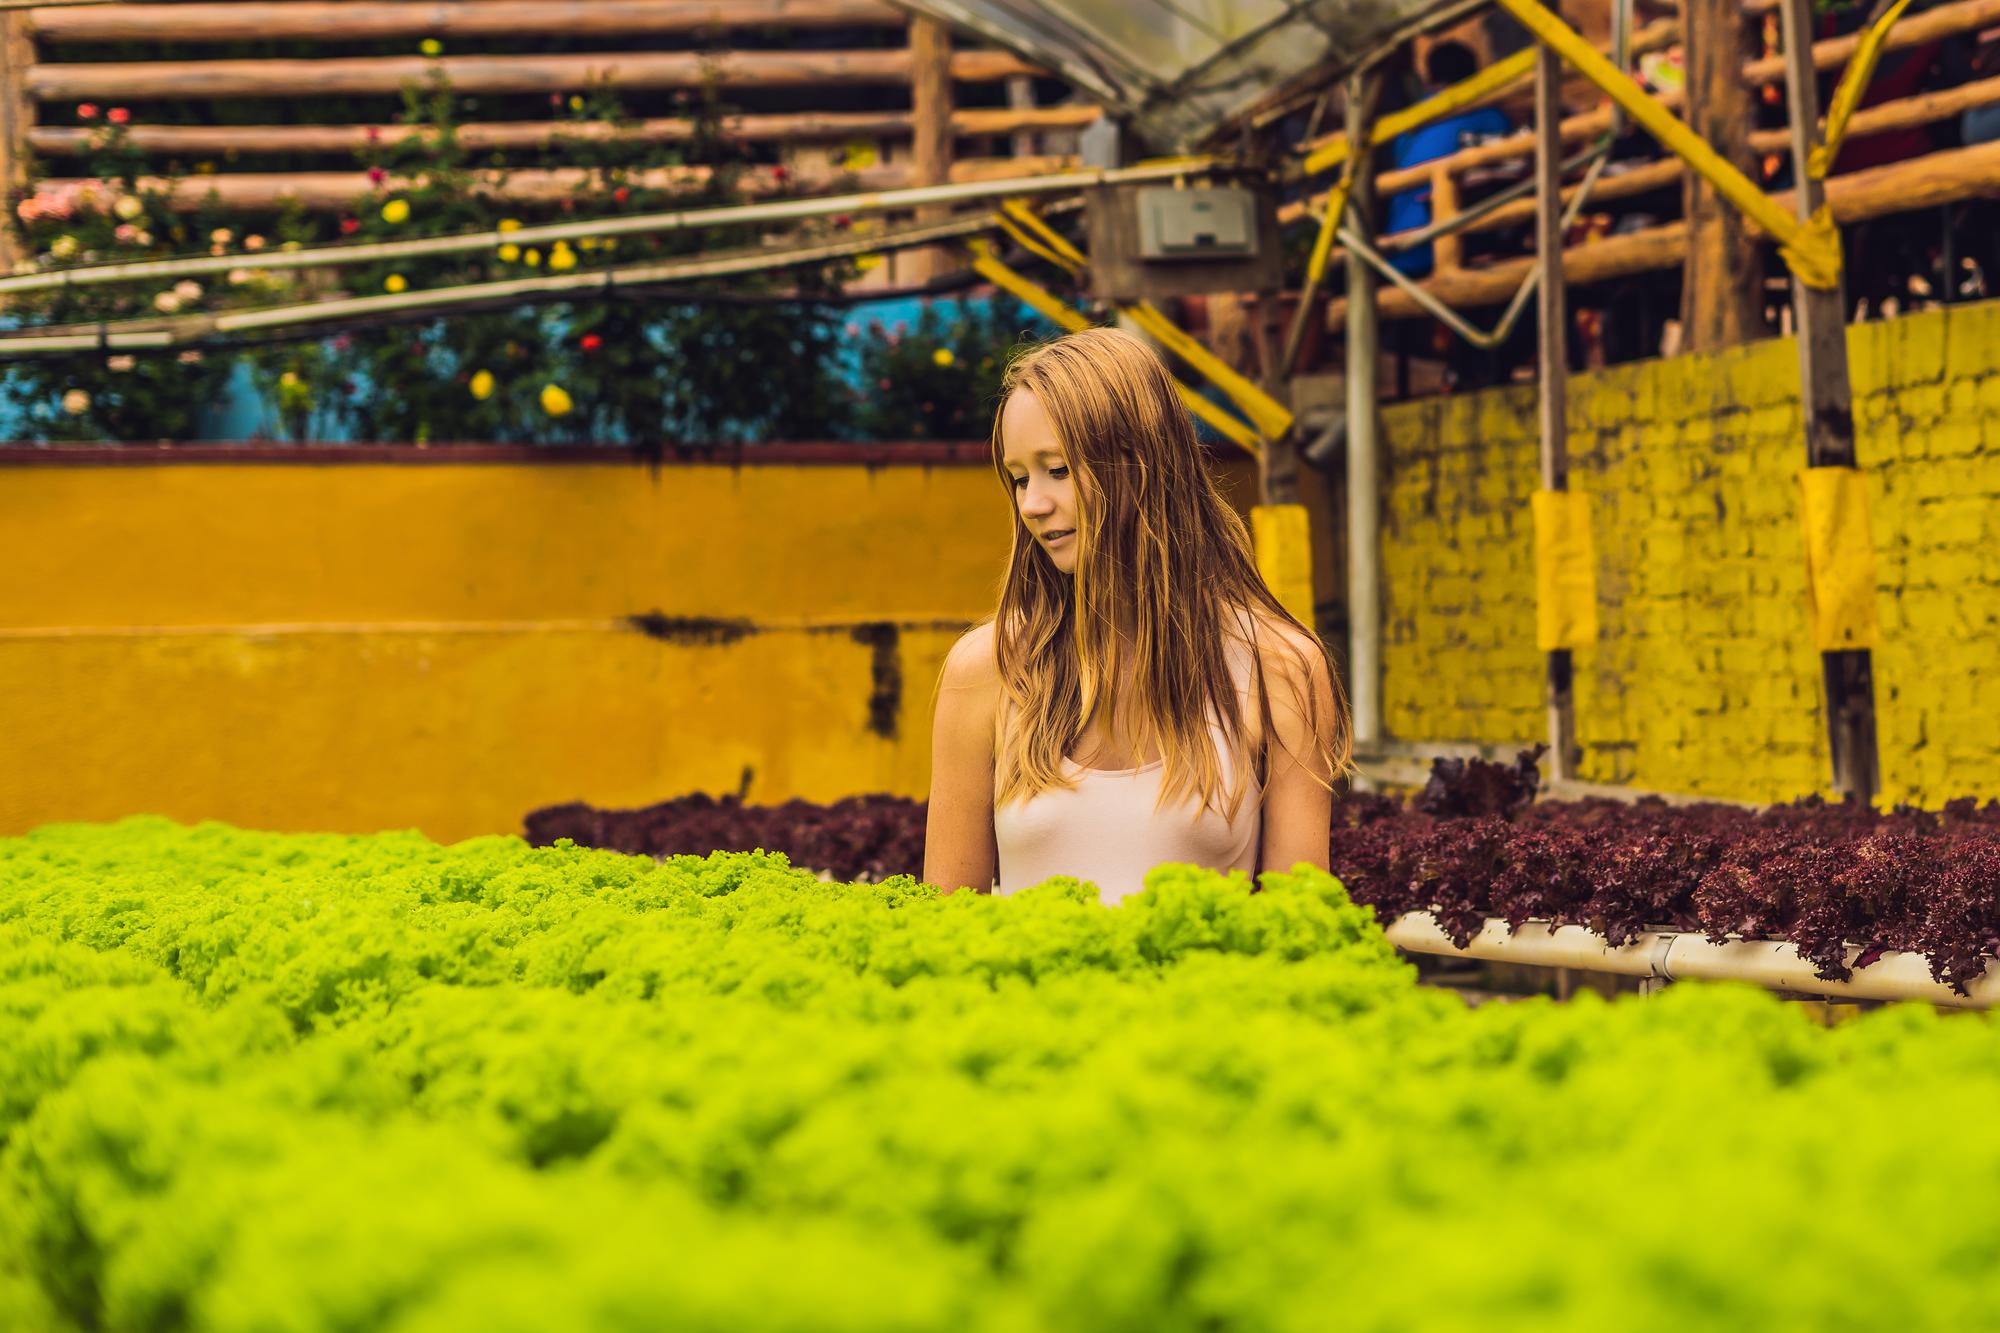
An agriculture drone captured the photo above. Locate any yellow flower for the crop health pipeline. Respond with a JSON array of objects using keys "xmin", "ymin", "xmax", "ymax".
[
  {"xmin": 547, "ymin": 243, "xmax": 577, "ymax": 272},
  {"xmin": 383, "ymin": 273, "xmax": 408, "ymax": 293},
  {"xmin": 419, "ymin": 38, "xmax": 443, "ymax": 57},
  {"xmin": 380, "ymin": 198, "xmax": 410, "ymax": 224},
  {"xmin": 540, "ymin": 383, "xmax": 573, "ymax": 416},
  {"xmin": 498, "ymin": 218, "xmax": 522, "ymax": 233},
  {"xmin": 469, "ymin": 369, "xmax": 495, "ymax": 401},
  {"xmin": 578, "ymin": 237, "xmax": 597, "ymax": 251},
  {"xmin": 932, "ymin": 347, "xmax": 955, "ymax": 368},
  {"xmin": 523, "ymin": 248, "xmax": 542, "ymax": 267},
  {"xmin": 568, "ymin": 95, "xmax": 585, "ymax": 111},
  {"xmin": 497, "ymin": 243, "xmax": 521, "ymax": 263}
]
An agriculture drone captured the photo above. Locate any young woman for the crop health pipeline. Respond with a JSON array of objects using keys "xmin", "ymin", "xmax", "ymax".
[{"xmin": 923, "ymin": 327, "xmax": 1352, "ymax": 902}]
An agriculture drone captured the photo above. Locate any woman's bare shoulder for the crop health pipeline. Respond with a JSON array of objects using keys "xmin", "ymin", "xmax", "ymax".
[
  {"xmin": 940, "ymin": 621, "xmax": 1002, "ymax": 692},
  {"xmin": 1245, "ymin": 607, "xmax": 1329, "ymax": 687}
]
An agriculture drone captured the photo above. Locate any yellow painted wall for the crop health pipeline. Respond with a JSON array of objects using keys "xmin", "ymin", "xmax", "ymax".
[
  {"xmin": 1379, "ymin": 297, "xmax": 2000, "ymax": 806},
  {"xmin": 2, "ymin": 449, "xmax": 1293, "ymax": 843},
  {"xmin": 1, "ymin": 459, "xmax": 1011, "ymax": 842}
]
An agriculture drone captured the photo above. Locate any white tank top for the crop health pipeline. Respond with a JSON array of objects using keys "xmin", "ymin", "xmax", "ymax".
[{"xmin": 991, "ymin": 609, "xmax": 1265, "ymax": 905}]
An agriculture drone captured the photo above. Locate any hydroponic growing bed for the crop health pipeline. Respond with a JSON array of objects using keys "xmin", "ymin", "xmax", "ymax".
[{"xmin": 7, "ymin": 817, "xmax": 2000, "ymax": 1331}]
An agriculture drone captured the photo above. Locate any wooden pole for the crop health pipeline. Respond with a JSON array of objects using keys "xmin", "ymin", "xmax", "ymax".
[
  {"xmin": 0, "ymin": 11, "xmax": 31, "ymax": 281},
  {"xmin": 24, "ymin": 48, "xmax": 1039, "ymax": 101},
  {"xmin": 28, "ymin": 1, "xmax": 908, "ymax": 42},
  {"xmin": 1345, "ymin": 71, "xmax": 1382, "ymax": 752},
  {"xmin": 907, "ymin": 13, "xmax": 953, "ymax": 284},
  {"xmin": 1005, "ymin": 75, "xmax": 1037, "ymax": 160},
  {"xmin": 28, "ymin": 106, "xmax": 1101, "ymax": 158},
  {"xmin": 1680, "ymin": 0, "xmax": 1763, "ymax": 349},
  {"xmin": 1536, "ymin": 8, "xmax": 1578, "ymax": 783},
  {"xmin": 1780, "ymin": 0, "xmax": 1879, "ymax": 804}
]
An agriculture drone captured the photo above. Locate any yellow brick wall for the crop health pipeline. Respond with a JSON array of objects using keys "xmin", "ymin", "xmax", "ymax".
[{"xmin": 1378, "ymin": 298, "xmax": 2000, "ymax": 807}]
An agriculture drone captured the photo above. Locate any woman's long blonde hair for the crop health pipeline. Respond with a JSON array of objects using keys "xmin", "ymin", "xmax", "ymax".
[{"xmin": 987, "ymin": 326, "xmax": 1352, "ymax": 820}]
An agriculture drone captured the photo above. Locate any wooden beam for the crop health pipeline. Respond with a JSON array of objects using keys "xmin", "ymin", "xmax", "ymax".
[
  {"xmin": 1743, "ymin": 0, "xmax": 2000, "ymax": 85},
  {"xmin": 1535, "ymin": 11, "xmax": 1578, "ymax": 783},
  {"xmin": 1680, "ymin": 0, "xmax": 1763, "ymax": 351},
  {"xmin": 0, "ymin": 12, "xmax": 29, "ymax": 280},
  {"xmin": 25, "ymin": 48, "xmax": 1042, "ymax": 101},
  {"xmin": 1780, "ymin": 0, "xmax": 1878, "ymax": 804},
  {"xmin": 31, "ymin": 154, "xmax": 1078, "ymax": 211},
  {"xmin": 24, "ymin": 1, "xmax": 906, "ymax": 42},
  {"xmin": 907, "ymin": 12, "xmax": 952, "ymax": 284},
  {"xmin": 1321, "ymin": 139, "xmax": 2000, "ymax": 323},
  {"xmin": 25, "ymin": 105, "xmax": 1103, "ymax": 157}
]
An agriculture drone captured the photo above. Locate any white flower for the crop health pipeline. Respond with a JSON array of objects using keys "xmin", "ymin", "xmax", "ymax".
[
  {"xmin": 173, "ymin": 279, "xmax": 201, "ymax": 301},
  {"xmin": 106, "ymin": 354, "xmax": 134, "ymax": 372},
  {"xmin": 61, "ymin": 388, "xmax": 90, "ymax": 415},
  {"xmin": 228, "ymin": 267, "xmax": 254, "ymax": 286},
  {"xmin": 48, "ymin": 235, "xmax": 77, "ymax": 260},
  {"xmin": 112, "ymin": 194, "xmax": 145, "ymax": 221},
  {"xmin": 153, "ymin": 290, "xmax": 181, "ymax": 313}
]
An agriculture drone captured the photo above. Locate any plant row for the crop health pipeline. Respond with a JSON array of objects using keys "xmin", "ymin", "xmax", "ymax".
[
  {"xmin": 7, "ymin": 818, "xmax": 2000, "ymax": 1330},
  {"xmin": 527, "ymin": 759, "xmax": 2000, "ymax": 991}
]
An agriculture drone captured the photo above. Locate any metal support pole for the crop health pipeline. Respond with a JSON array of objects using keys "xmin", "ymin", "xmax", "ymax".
[
  {"xmin": 1537, "ymin": 15, "xmax": 1579, "ymax": 782},
  {"xmin": 1780, "ymin": 0, "xmax": 1880, "ymax": 804},
  {"xmin": 1344, "ymin": 72, "xmax": 1382, "ymax": 751}
]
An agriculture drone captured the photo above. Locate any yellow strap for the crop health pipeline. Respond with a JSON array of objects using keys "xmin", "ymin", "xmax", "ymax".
[
  {"xmin": 1304, "ymin": 180, "xmax": 1351, "ymax": 289},
  {"xmin": 1001, "ymin": 198, "xmax": 1088, "ymax": 272},
  {"xmin": 1531, "ymin": 490, "xmax": 1598, "ymax": 651},
  {"xmin": 1810, "ymin": 0, "xmax": 1916, "ymax": 180},
  {"xmin": 965, "ymin": 239, "xmax": 1264, "ymax": 457},
  {"xmin": 991, "ymin": 209, "xmax": 1078, "ymax": 275},
  {"xmin": 1798, "ymin": 466, "xmax": 1880, "ymax": 651},
  {"xmin": 1252, "ymin": 504, "xmax": 1316, "ymax": 629},
  {"xmin": 1493, "ymin": 0, "xmax": 1842, "ymax": 289},
  {"xmin": 1121, "ymin": 301, "xmax": 1295, "ymax": 440},
  {"xmin": 1302, "ymin": 48, "xmax": 1538, "ymax": 177}
]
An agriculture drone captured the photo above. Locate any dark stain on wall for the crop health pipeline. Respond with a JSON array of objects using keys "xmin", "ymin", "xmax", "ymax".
[
  {"xmin": 847, "ymin": 622, "xmax": 902, "ymax": 740},
  {"xmin": 623, "ymin": 612, "xmax": 757, "ymax": 646}
]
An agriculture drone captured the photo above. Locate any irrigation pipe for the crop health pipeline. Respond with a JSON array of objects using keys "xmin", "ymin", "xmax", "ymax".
[
  {"xmin": 1332, "ymin": 144, "xmax": 1611, "ymax": 349},
  {"xmin": 0, "ymin": 204, "xmax": 1063, "ymax": 356},
  {"xmin": 1386, "ymin": 912, "xmax": 2000, "ymax": 1009},
  {"xmin": 0, "ymin": 156, "xmax": 1215, "ymax": 299}
]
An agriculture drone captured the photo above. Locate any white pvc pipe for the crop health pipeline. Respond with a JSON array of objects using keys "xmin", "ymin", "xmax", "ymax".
[
  {"xmin": 1386, "ymin": 911, "xmax": 2000, "ymax": 1009},
  {"xmin": 0, "ymin": 156, "xmax": 1211, "ymax": 298}
]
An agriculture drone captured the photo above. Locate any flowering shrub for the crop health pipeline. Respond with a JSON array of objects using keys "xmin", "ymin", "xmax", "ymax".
[
  {"xmin": 8, "ymin": 818, "xmax": 2000, "ymax": 1329},
  {"xmin": 3, "ymin": 62, "xmax": 860, "ymax": 444},
  {"xmin": 846, "ymin": 297, "xmax": 1044, "ymax": 440}
]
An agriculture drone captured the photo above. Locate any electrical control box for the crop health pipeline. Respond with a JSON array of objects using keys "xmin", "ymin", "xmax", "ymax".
[{"xmin": 1134, "ymin": 187, "xmax": 1259, "ymax": 260}]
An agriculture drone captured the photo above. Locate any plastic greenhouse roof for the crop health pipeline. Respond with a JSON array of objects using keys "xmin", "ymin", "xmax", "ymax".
[{"xmin": 899, "ymin": 0, "xmax": 1471, "ymax": 151}]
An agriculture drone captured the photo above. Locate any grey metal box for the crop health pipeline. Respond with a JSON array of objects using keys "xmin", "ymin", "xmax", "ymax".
[{"xmin": 1135, "ymin": 186, "xmax": 1260, "ymax": 260}]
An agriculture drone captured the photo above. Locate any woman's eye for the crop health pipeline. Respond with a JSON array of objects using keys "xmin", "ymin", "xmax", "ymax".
[
  {"xmin": 1050, "ymin": 466, "xmax": 1069, "ymax": 480},
  {"xmin": 1010, "ymin": 476, "xmax": 1027, "ymax": 489}
]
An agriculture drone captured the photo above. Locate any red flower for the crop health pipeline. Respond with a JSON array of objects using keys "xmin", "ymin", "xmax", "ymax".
[
  {"xmin": 580, "ymin": 333, "xmax": 603, "ymax": 352},
  {"xmin": 76, "ymin": 103, "xmax": 99, "ymax": 121},
  {"xmin": 106, "ymin": 107, "xmax": 130, "ymax": 125},
  {"xmin": 613, "ymin": 187, "xmax": 629, "ymax": 204},
  {"xmin": 832, "ymin": 214, "xmax": 851, "ymax": 229},
  {"xmin": 339, "ymin": 217, "xmax": 360, "ymax": 235},
  {"xmin": 367, "ymin": 166, "xmax": 386, "ymax": 185},
  {"xmin": 771, "ymin": 164, "xmax": 790, "ymax": 182}
]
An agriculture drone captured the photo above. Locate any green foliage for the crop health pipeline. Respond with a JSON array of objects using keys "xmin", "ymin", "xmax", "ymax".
[
  {"xmin": 7, "ymin": 818, "xmax": 2000, "ymax": 1331},
  {"xmin": 3, "ymin": 61, "xmax": 859, "ymax": 445},
  {"xmin": 847, "ymin": 298, "xmax": 1044, "ymax": 441}
]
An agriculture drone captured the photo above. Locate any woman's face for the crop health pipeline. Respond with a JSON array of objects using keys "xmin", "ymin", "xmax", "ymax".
[{"xmin": 1000, "ymin": 389, "xmax": 1078, "ymax": 574}]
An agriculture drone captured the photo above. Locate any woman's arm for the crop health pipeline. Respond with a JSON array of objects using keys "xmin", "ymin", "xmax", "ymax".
[
  {"xmin": 1257, "ymin": 626, "xmax": 1339, "ymax": 877},
  {"xmin": 923, "ymin": 626, "xmax": 1000, "ymax": 895}
]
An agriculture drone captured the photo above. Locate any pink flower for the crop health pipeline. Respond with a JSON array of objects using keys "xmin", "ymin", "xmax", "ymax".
[
  {"xmin": 367, "ymin": 166, "xmax": 386, "ymax": 184},
  {"xmin": 106, "ymin": 107, "xmax": 130, "ymax": 125},
  {"xmin": 843, "ymin": 323, "xmax": 860, "ymax": 337},
  {"xmin": 877, "ymin": 377, "xmax": 891, "ymax": 390},
  {"xmin": 76, "ymin": 103, "xmax": 99, "ymax": 120},
  {"xmin": 365, "ymin": 126, "xmax": 382, "ymax": 143}
]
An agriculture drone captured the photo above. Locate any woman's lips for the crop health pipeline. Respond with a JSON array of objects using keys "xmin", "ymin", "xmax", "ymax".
[{"xmin": 1043, "ymin": 529, "xmax": 1073, "ymax": 546}]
